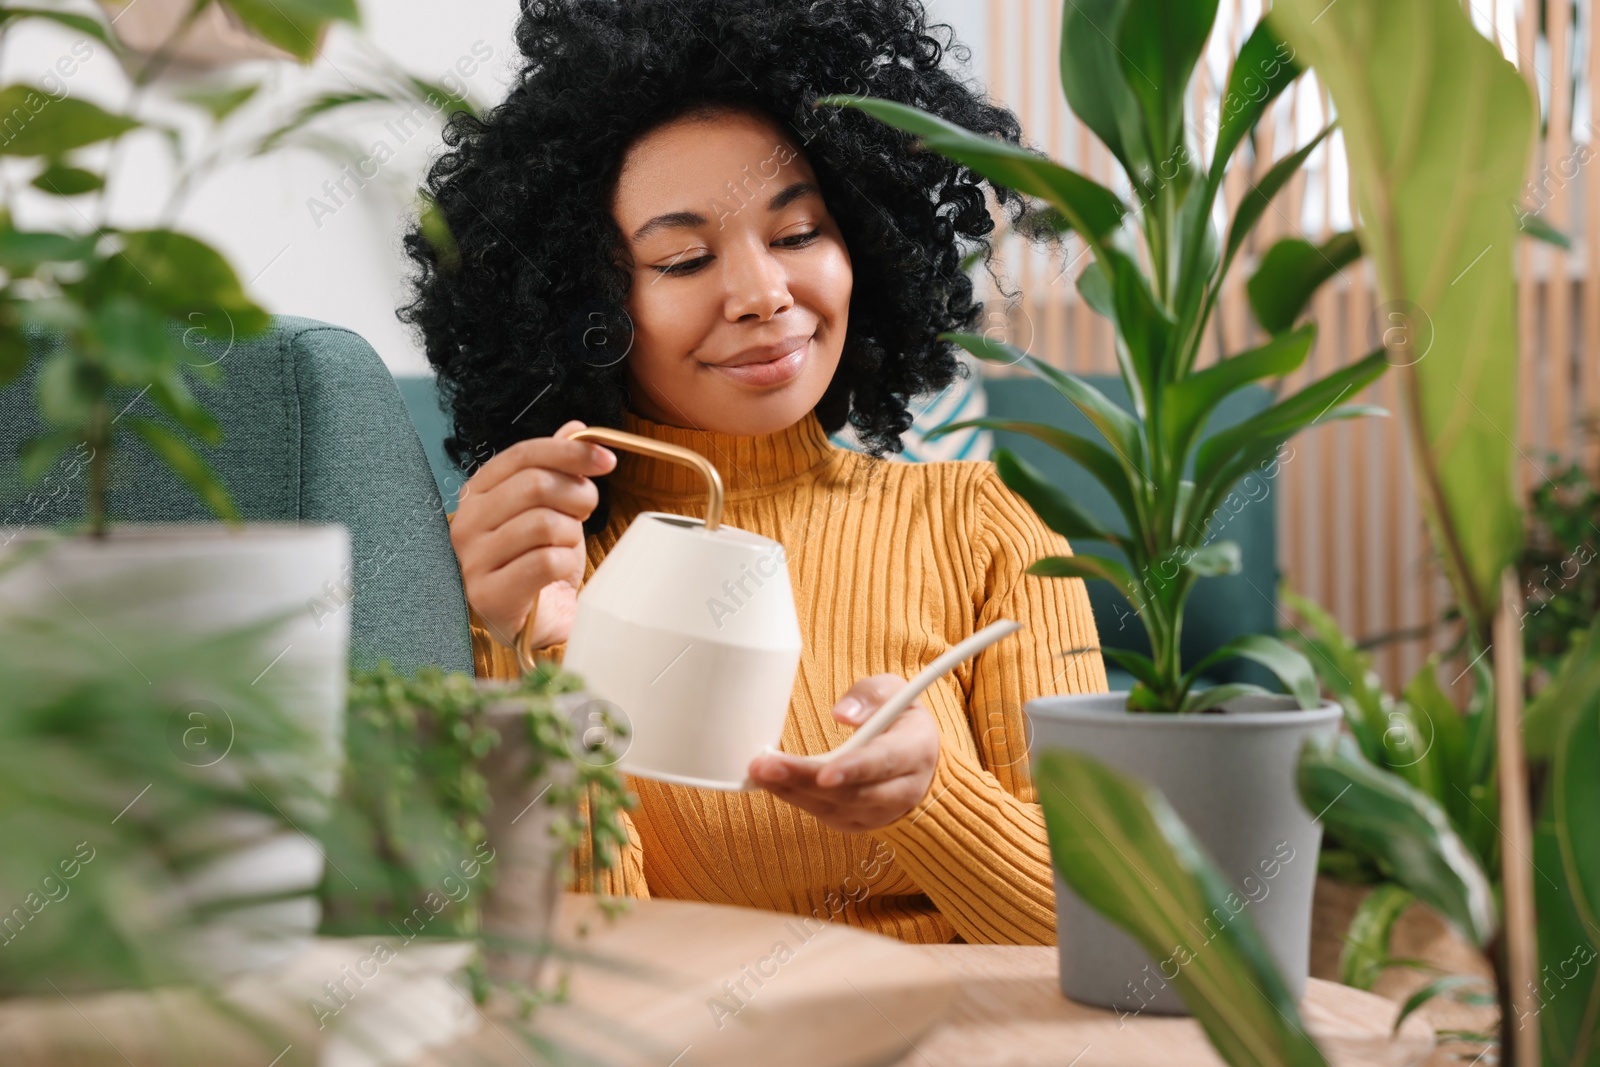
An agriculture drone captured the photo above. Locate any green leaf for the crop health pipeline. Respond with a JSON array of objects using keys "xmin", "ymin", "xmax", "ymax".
[
  {"xmin": 1185, "ymin": 633, "xmax": 1320, "ymax": 708},
  {"xmin": 1034, "ymin": 749, "xmax": 1331, "ymax": 1066},
  {"xmin": 124, "ymin": 417, "xmax": 239, "ymax": 523},
  {"xmin": 1210, "ymin": 20, "xmax": 1303, "ymax": 187},
  {"xmin": 95, "ymin": 230, "xmax": 271, "ymax": 337},
  {"xmin": 91, "ymin": 294, "xmax": 178, "ymax": 383},
  {"xmin": 927, "ymin": 417, "xmax": 1142, "ymax": 537},
  {"xmin": 1118, "ymin": 0, "xmax": 1220, "ymax": 170},
  {"xmin": 1076, "ymin": 258, "xmax": 1115, "ymax": 320},
  {"xmin": 17, "ymin": 430, "xmax": 76, "ymax": 485},
  {"xmin": 30, "ymin": 163, "xmax": 104, "ymax": 196},
  {"xmin": 1516, "ymin": 210, "xmax": 1571, "ymax": 249},
  {"xmin": 178, "ymin": 83, "xmax": 262, "ymax": 123},
  {"xmin": 1248, "ymin": 233, "xmax": 1363, "ymax": 335},
  {"xmin": 1339, "ymin": 884, "xmax": 1413, "ymax": 990},
  {"xmin": 1059, "ymin": 0, "xmax": 1150, "ymax": 183},
  {"xmin": 1296, "ymin": 733, "xmax": 1496, "ymax": 947},
  {"xmin": 1533, "ymin": 795, "xmax": 1600, "ymax": 1064},
  {"xmin": 1102, "ymin": 244, "xmax": 1173, "ymax": 414},
  {"xmin": 219, "ymin": 0, "xmax": 359, "ymax": 62},
  {"xmin": 1181, "ymin": 683, "xmax": 1269, "ymax": 714},
  {"xmin": 0, "ymin": 7, "xmax": 116, "ymax": 48},
  {"xmin": 1280, "ymin": 586, "xmax": 1391, "ymax": 757},
  {"xmin": 993, "ymin": 447, "xmax": 1123, "ymax": 548},
  {"xmin": 1183, "ymin": 540, "xmax": 1241, "ymax": 577},
  {"xmin": 816, "ymin": 96, "xmax": 1128, "ymax": 243},
  {"xmin": 1195, "ymin": 349, "xmax": 1388, "ymax": 492},
  {"xmin": 1271, "ymin": 0, "xmax": 1536, "ymax": 626},
  {"xmin": 417, "ymin": 189, "xmax": 460, "ymax": 274},
  {"xmin": 941, "ymin": 331, "xmax": 1147, "ymax": 477},
  {"xmin": 0, "ymin": 228, "xmax": 97, "ymax": 273},
  {"xmin": 1027, "ymin": 553, "xmax": 1137, "ymax": 604},
  {"xmin": 0, "ymin": 324, "xmax": 22, "ymax": 385},
  {"xmin": 1102, "ymin": 647, "xmax": 1163, "ymax": 691},
  {"xmin": 1224, "ymin": 123, "xmax": 1335, "ymax": 271},
  {"xmin": 1391, "ymin": 975, "xmax": 1496, "ymax": 1037},
  {"xmin": 1163, "ymin": 324, "xmax": 1315, "ymax": 463},
  {"xmin": 0, "ymin": 85, "xmax": 138, "ymax": 157},
  {"xmin": 406, "ymin": 76, "xmax": 477, "ymax": 121},
  {"xmin": 1525, "ymin": 624, "xmax": 1600, "ymax": 760},
  {"xmin": 251, "ymin": 90, "xmax": 392, "ymax": 155},
  {"xmin": 1550, "ymin": 664, "xmax": 1600, "ymax": 951},
  {"xmin": 36, "ymin": 348, "xmax": 99, "ymax": 426},
  {"xmin": 1397, "ymin": 659, "xmax": 1468, "ymax": 807}
]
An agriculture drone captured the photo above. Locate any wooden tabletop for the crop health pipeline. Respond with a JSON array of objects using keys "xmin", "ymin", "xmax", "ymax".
[{"xmin": 424, "ymin": 894, "xmax": 1436, "ymax": 1067}]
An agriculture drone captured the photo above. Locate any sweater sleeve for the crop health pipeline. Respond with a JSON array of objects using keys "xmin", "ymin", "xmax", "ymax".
[
  {"xmin": 872, "ymin": 466, "xmax": 1108, "ymax": 945},
  {"xmin": 445, "ymin": 511, "xmax": 649, "ymax": 899}
]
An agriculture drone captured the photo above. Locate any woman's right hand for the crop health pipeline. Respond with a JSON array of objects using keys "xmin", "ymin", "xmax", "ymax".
[{"xmin": 450, "ymin": 420, "xmax": 616, "ymax": 650}]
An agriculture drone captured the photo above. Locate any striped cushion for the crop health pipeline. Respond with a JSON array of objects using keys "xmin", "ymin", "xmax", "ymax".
[{"xmin": 829, "ymin": 351, "xmax": 992, "ymax": 462}]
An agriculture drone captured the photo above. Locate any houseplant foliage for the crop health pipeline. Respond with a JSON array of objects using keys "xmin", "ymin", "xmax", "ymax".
[
  {"xmin": 814, "ymin": 0, "xmax": 1380, "ymax": 1048},
  {"xmin": 1265, "ymin": 1, "xmax": 1600, "ymax": 1065},
  {"xmin": 1033, "ymin": 752, "xmax": 1330, "ymax": 1067},
  {"xmin": 0, "ymin": 0, "xmax": 469, "ymax": 534},
  {"xmin": 0, "ymin": 553, "xmax": 321, "ymax": 999},
  {"xmin": 321, "ymin": 659, "xmax": 637, "ymax": 1034},
  {"xmin": 820, "ymin": 5, "xmax": 1382, "ymax": 716}
]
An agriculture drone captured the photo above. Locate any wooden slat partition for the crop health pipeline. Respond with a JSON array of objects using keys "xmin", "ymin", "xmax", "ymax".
[{"xmin": 975, "ymin": 0, "xmax": 1597, "ymax": 691}]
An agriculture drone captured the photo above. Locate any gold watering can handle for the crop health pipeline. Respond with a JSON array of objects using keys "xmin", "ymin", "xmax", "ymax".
[{"xmin": 516, "ymin": 426, "xmax": 725, "ymax": 674}]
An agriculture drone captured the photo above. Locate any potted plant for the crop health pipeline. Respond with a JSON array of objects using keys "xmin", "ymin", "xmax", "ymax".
[
  {"xmin": 319, "ymin": 658, "xmax": 637, "ymax": 1002},
  {"xmin": 0, "ymin": 558, "xmax": 327, "ymax": 1001},
  {"xmin": 875, "ymin": 1, "xmax": 1570, "ymax": 1064},
  {"xmin": 818, "ymin": 2, "xmax": 1385, "ymax": 1014},
  {"xmin": 0, "ymin": 0, "xmax": 481, "ymax": 972}
]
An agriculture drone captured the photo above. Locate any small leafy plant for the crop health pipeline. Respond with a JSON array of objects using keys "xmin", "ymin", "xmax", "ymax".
[
  {"xmin": 0, "ymin": 1, "xmax": 471, "ymax": 536},
  {"xmin": 320, "ymin": 659, "xmax": 637, "ymax": 1002},
  {"xmin": 819, "ymin": 5, "xmax": 1385, "ymax": 714}
]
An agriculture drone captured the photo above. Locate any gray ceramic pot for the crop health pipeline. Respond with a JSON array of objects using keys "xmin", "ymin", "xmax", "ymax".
[{"xmin": 1026, "ymin": 692, "xmax": 1341, "ymax": 1016}]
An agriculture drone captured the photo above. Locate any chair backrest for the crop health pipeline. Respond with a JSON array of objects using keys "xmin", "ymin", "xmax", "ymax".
[
  {"xmin": 982, "ymin": 375, "xmax": 1281, "ymax": 690},
  {"xmin": 0, "ymin": 316, "xmax": 474, "ymax": 677}
]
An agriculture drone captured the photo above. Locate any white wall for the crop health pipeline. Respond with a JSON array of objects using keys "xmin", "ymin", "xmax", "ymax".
[{"xmin": 3, "ymin": 1, "xmax": 992, "ymax": 375}]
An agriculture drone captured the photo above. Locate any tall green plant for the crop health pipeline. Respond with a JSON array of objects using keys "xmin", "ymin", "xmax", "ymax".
[
  {"xmin": 0, "ymin": 0, "xmax": 468, "ymax": 536},
  {"xmin": 1263, "ymin": 2, "xmax": 1600, "ymax": 1065},
  {"xmin": 818, "ymin": 5, "xmax": 1385, "ymax": 715}
]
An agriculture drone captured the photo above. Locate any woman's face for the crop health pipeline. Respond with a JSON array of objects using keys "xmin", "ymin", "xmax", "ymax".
[{"xmin": 609, "ymin": 106, "xmax": 853, "ymax": 434}]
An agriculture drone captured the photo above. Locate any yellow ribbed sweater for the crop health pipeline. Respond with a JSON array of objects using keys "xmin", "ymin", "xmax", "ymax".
[{"xmin": 455, "ymin": 408, "xmax": 1108, "ymax": 946}]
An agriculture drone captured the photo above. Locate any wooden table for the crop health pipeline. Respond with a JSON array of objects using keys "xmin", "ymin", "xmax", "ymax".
[{"xmin": 424, "ymin": 894, "xmax": 1436, "ymax": 1067}]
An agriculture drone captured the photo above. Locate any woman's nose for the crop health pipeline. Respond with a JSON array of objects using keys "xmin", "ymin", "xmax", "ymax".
[{"xmin": 724, "ymin": 238, "xmax": 794, "ymax": 321}]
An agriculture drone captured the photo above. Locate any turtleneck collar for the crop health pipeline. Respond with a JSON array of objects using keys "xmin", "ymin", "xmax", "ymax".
[{"xmin": 609, "ymin": 408, "xmax": 840, "ymax": 496}]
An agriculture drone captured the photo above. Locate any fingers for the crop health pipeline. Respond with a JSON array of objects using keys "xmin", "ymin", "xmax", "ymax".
[
  {"xmin": 816, "ymin": 707, "xmax": 937, "ymax": 788},
  {"xmin": 830, "ymin": 673, "xmax": 908, "ymax": 726},
  {"xmin": 474, "ymin": 466, "xmax": 600, "ymax": 535},
  {"xmin": 466, "ymin": 420, "xmax": 617, "ymax": 498}
]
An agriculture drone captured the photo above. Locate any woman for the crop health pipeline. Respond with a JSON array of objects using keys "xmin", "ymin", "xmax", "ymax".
[{"xmin": 403, "ymin": 0, "xmax": 1107, "ymax": 946}]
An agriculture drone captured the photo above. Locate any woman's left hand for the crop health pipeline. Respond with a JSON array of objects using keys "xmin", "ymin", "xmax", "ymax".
[{"xmin": 747, "ymin": 674, "xmax": 939, "ymax": 833}]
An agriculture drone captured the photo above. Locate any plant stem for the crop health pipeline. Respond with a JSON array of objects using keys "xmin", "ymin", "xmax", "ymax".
[
  {"xmin": 1493, "ymin": 569, "xmax": 1539, "ymax": 1066},
  {"xmin": 88, "ymin": 400, "xmax": 110, "ymax": 539}
]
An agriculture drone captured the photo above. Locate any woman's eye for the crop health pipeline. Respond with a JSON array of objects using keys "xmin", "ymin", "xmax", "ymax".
[
  {"xmin": 651, "ymin": 228, "xmax": 822, "ymax": 276},
  {"xmin": 775, "ymin": 227, "xmax": 823, "ymax": 247},
  {"xmin": 654, "ymin": 254, "xmax": 710, "ymax": 276}
]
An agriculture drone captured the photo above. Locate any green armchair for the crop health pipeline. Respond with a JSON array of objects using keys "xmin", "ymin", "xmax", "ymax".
[{"xmin": 0, "ymin": 316, "xmax": 474, "ymax": 677}]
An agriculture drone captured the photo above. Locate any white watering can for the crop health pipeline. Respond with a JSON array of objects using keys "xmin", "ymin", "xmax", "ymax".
[{"xmin": 518, "ymin": 426, "xmax": 1022, "ymax": 791}]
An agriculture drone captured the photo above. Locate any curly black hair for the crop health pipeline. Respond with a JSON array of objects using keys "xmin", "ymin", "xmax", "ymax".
[{"xmin": 398, "ymin": 0, "xmax": 1041, "ymax": 535}]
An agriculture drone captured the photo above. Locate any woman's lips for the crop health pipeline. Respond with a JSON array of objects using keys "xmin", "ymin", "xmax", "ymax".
[{"xmin": 707, "ymin": 337, "xmax": 810, "ymax": 387}]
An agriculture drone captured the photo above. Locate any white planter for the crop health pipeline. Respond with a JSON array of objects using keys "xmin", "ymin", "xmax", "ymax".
[
  {"xmin": 0, "ymin": 522, "xmax": 351, "ymax": 979},
  {"xmin": 1027, "ymin": 692, "xmax": 1341, "ymax": 1016}
]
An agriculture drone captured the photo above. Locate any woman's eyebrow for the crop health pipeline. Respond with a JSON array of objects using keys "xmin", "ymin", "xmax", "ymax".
[{"xmin": 629, "ymin": 179, "xmax": 821, "ymax": 243}]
